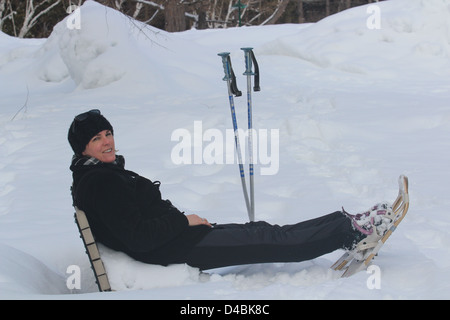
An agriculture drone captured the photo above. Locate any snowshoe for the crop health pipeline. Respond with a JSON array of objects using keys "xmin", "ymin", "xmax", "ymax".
[{"xmin": 331, "ymin": 175, "xmax": 409, "ymax": 277}]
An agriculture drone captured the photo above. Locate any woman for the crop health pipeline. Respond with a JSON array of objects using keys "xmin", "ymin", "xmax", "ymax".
[{"xmin": 68, "ymin": 109, "xmax": 392, "ymax": 270}]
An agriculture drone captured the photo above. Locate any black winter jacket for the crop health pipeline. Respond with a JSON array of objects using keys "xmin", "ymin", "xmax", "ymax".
[{"xmin": 70, "ymin": 156, "xmax": 212, "ymax": 266}]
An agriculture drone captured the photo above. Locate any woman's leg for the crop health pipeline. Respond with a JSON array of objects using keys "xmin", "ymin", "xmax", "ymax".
[{"xmin": 185, "ymin": 211, "xmax": 363, "ymax": 270}]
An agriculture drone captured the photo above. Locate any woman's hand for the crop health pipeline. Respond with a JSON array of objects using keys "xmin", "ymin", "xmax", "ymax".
[{"xmin": 186, "ymin": 214, "xmax": 212, "ymax": 227}]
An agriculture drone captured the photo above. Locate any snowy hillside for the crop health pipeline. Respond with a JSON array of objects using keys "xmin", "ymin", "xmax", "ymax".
[{"xmin": 1, "ymin": 0, "xmax": 450, "ymax": 300}]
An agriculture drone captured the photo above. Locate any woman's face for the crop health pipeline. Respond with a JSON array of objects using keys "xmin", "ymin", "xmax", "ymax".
[{"xmin": 82, "ymin": 130, "xmax": 116, "ymax": 163}]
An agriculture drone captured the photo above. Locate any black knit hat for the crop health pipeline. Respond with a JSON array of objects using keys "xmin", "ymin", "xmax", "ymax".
[{"xmin": 68, "ymin": 109, "xmax": 113, "ymax": 155}]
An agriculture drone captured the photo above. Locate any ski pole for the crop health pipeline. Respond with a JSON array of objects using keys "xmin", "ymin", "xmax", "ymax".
[
  {"xmin": 241, "ymin": 48, "xmax": 259, "ymax": 222},
  {"xmin": 218, "ymin": 52, "xmax": 252, "ymax": 220}
]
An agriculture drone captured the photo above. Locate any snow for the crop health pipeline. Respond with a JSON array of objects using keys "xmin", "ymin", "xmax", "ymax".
[{"xmin": 1, "ymin": 0, "xmax": 450, "ymax": 300}]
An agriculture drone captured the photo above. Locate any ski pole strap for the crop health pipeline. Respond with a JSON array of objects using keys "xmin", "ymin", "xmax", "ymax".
[
  {"xmin": 218, "ymin": 52, "xmax": 242, "ymax": 97},
  {"xmin": 251, "ymin": 50, "xmax": 260, "ymax": 92},
  {"xmin": 229, "ymin": 55, "xmax": 242, "ymax": 96},
  {"xmin": 241, "ymin": 47, "xmax": 260, "ymax": 92}
]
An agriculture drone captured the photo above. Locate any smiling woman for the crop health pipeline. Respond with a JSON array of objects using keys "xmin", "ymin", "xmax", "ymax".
[
  {"xmin": 82, "ymin": 130, "xmax": 116, "ymax": 163},
  {"xmin": 66, "ymin": 109, "xmax": 400, "ymax": 273},
  {"xmin": 68, "ymin": 109, "xmax": 114, "ymax": 158}
]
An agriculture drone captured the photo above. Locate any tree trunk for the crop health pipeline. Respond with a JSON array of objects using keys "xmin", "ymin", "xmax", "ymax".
[
  {"xmin": 297, "ymin": 0, "xmax": 304, "ymax": 24},
  {"xmin": 197, "ymin": 10, "xmax": 207, "ymax": 29},
  {"xmin": 164, "ymin": 0, "xmax": 185, "ymax": 32}
]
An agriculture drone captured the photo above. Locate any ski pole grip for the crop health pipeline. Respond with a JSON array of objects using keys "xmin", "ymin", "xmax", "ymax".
[
  {"xmin": 241, "ymin": 47, "xmax": 254, "ymax": 76},
  {"xmin": 218, "ymin": 52, "xmax": 231, "ymax": 81},
  {"xmin": 218, "ymin": 52, "xmax": 242, "ymax": 97},
  {"xmin": 241, "ymin": 47, "xmax": 260, "ymax": 92}
]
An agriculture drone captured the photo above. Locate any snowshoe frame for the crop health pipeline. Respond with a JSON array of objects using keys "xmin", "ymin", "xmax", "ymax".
[{"xmin": 74, "ymin": 207, "xmax": 112, "ymax": 292}]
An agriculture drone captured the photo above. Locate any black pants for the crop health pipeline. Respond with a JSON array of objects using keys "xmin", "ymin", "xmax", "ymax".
[{"xmin": 185, "ymin": 211, "xmax": 363, "ymax": 270}]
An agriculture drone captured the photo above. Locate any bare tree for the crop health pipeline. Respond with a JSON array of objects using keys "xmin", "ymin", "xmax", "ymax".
[
  {"xmin": 18, "ymin": 0, "xmax": 62, "ymax": 38},
  {"xmin": 0, "ymin": 0, "xmax": 15, "ymax": 31},
  {"xmin": 0, "ymin": 0, "xmax": 387, "ymax": 37},
  {"xmin": 261, "ymin": 0, "xmax": 290, "ymax": 25}
]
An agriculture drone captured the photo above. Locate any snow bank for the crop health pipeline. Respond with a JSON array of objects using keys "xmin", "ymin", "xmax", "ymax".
[
  {"xmin": 260, "ymin": 0, "xmax": 450, "ymax": 77},
  {"xmin": 0, "ymin": 244, "xmax": 68, "ymax": 297},
  {"xmin": 36, "ymin": 1, "xmax": 163, "ymax": 89},
  {"xmin": 17, "ymin": 0, "xmax": 212, "ymax": 96}
]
